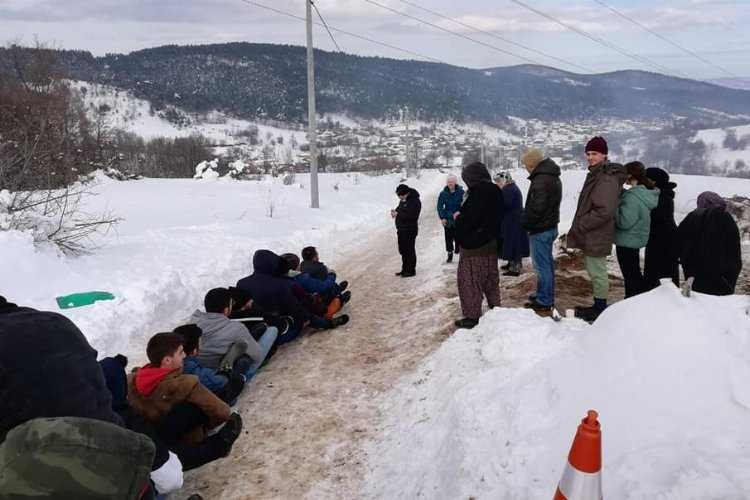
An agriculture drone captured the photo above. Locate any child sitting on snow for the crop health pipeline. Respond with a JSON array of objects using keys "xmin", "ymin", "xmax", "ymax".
[
  {"xmin": 301, "ymin": 246, "xmax": 340, "ymax": 282},
  {"xmin": 190, "ymin": 288, "xmax": 278, "ymax": 380},
  {"xmin": 127, "ymin": 332, "xmax": 243, "ymax": 470},
  {"xmin": 174, "ymin": 324, "xmax": 246, "ymax": 404},
  {"xmin": 280, "ymin": 252, "xmax": 351, "ymax": 308}
]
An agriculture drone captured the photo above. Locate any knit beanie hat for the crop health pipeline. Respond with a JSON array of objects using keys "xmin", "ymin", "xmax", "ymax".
[
  {"xmin": 521, "ymin": 149, "xmax": 544, "ymax": 170},
  {"xmin": 396, "ymin": 184, "xmax": 410, "ymax": 196},
  {"xmin": 461, "ymin": 162, "xmax": 491, "ymax": 188},
  {"xmin": 697, "ymin": 191, "xmax": 727, "ymax": 211},
  {"xmin": 585, "ymin": 136, "xmax": 608, "ymax": 155}
]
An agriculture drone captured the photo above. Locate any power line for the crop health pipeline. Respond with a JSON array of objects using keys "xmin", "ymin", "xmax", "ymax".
[
  {"xmin": 362, "ymin": 0, "xmax": 553, "ymax": 67},
  {"xmin": 590, "ymin": 0, "xmax": 740, "ymax": 79},
  {"xmin": 311, "ymin": 1, "xmax": 343, "ymax": 53},
  {"xmin": 395, "ymin": 0, "xmax": 595, "ymax": 74},
  {"xmin": 238, "ymin": 0, "xmax": 445, "ymax": 63},
  {"xmin": 507, "ymin": 0, "xmax": 687, "ymax": 78}
]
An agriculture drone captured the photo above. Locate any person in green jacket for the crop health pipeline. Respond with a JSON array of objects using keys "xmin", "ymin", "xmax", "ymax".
[{"xmin": 615, "ymin": 161, "xmax": 660, "ymax": 298}]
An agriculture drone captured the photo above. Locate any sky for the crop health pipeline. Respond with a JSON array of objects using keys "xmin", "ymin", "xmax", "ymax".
[{"xmin": 1, "ymin": 0, "xmax": 749, "ymax": 79}]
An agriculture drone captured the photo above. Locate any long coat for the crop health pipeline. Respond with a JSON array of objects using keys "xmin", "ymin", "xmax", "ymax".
[
  {"xmin": 678, "ymin": 207, "xmax": 742, "ymax": 295},
  {"xmin": 644, "ymin": 186, "xmax": 680, "ymax": 288},
  {"xmin": 501, "ymin": 183, "xmax": 530, "ymax": 261},
  {"xmin": 567, "ymin": 161, "xmax": 624, "ymax": 257},
  {"xmin": 455, "ymin": 181, "xmax": 504, "ymax": 250}
]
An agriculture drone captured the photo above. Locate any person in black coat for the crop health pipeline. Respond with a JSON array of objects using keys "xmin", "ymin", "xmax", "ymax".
[
  {"xmin": 678, "ymin": 191, "xmax": 742, "ymax": 296},
  {"xmin": 494, "ymin": 172, "xmax": 530, "ymax": 277},
  {"xmin": 391, "ymin": 184, "xmax": 422, "ymax": 277},
  {"xmin": 0, "ymin": 296, "xmax": 123, "ymax": 442},
  {"xmin": 453, "ymin": 162, "xmax": 504, "ymax": 329},
  {"xmin": 644, "ymin": 167, "xmax": 680, "ymax": 290}
]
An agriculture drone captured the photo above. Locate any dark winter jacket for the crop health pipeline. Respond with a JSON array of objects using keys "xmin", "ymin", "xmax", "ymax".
[
  {"xmin": 501, "ymin": 183, "xmax": 530, "ymax": 260},
  {"xmin": 678, "ymin": 207, "xmax": 742, "ymax": 296},
  {"xmin": 455, "ymin": 180, "xmax": 504, "ymax": 251},
  {"xmin": 395, "ymin": 188, "xmax": 422, "ymax": 233},
  {"xmin": 237, "ymin": 250, "xmax": 311, "ymax": 325},
  {"xmin": 300, "ymin": 260, "xmax": 331, "ymax": 281},
  {"xmin": 0, "ymin": 300, "xmax": 122, "ymax": 443},
  {"xmin": 437, "ymin": 185, "xmax": 465, "ymax": 228},
  {"xmin": 522, "ymin": 158, "xmax": 562, "ymax": 234},
  {"xmin": 567, "ymin": 161, "xmax": 625, "ymax": 257},
  {"xmin": 644, "ymin": 183, "xmax": 680, "ymax": 288}
]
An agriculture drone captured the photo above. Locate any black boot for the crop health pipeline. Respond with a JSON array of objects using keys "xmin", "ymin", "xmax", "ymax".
[
  {"xmin": 331, "ymin": 314, "xmax": 350, "ymax": 328},
  {"xmin": 454, "ymin": 317, "xmax": 479, "ymax": 329},
  {"xmin": 338, "ymin": 280, "xmax": 349, "ymax": 292},
  {"xmin": 446, "ymin": 252, "xmax": 453, "ymax": 263},
  {"xmin": 218, "ymin": 413, "xmax": 243, "ymax": 455},
  {"xmin": 339, "ymin": 291, "xmax": 352, "ymax": 305}
]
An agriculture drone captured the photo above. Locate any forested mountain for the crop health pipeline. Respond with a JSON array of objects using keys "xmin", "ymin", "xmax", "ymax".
[{"xmin": 4, "ymin": 43, "xmax": 750, "ymax": 125}]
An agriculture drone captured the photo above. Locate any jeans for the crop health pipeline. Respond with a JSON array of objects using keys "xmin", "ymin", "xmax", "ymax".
[
  {"xmin": 529, "ymin": 228, "xmax": 557, "ymax": 306},
  {"xmin": 397, "ymin": 229, "xmax": 418, "ymax": 274},
  {"xmin": 443, "ymin": 226, "xmax": 459, "ymax": 253},
  {"xmin": 233, "ymin": 326, "xmax": 278, "ymax": 380}
]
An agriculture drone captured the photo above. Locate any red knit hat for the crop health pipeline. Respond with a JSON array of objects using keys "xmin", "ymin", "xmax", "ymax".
[{"xmin": 585, "ymin": 136, "xmax": 608, "ymax": 155}]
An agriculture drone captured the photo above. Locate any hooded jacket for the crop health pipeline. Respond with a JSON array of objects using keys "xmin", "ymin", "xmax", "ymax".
[
  {"xmin": 189, "ymin": 310, "xmax": 263, "ymax": 369},
  {"xmin": 237, "ymin": 250, "xmax": 310, "ymax": 325},
  {"xmin": 0, "ymin": 299, "xmax": 122, "ymax": 443},
  {"xmin": 437, "ymin": 185, "xmax": 465, "ymax": 227},
  {"xmin": 522, "ymin": 158, "xmax": 562, "ymax": 234},
  {"xmin": 644, "ymin": 173, "xmax": 680, "ymax": 288},
  {"xmin": 395, "ymin": 188, "xmax": 422, "ymax": 232},
  {"xmin": 615, "ymin": 185, "xmax": 660, "ymax": 249},
  {"xmin": 127, "ymin": 366, "xmax": 230, "ymax": 445},
  {"xmin": 678, "ymin": 206, "xmax": 742, "ymax": 296},
  {"xmin": 567, "ymin": 160, "xmax": 625, "ymax": 257},
  {"xmin": 455, "ymin": 164, "xmax": 504, "ymax": 250}
]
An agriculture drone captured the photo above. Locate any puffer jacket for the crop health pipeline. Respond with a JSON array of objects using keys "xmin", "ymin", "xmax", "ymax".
[
  {"xmin": 437, "ymin": 185, "xmax": 465, "ymax": 227},
  {"xmin": 615, "ymin": 185, "xmax": 660, "ymax": 249},
  {"xmin": 522, "ymin": 158, "xmax": 562, "ymax": 234},
  {"xmin": 127, "ymin": 366, "xmax": 230, "ymax": 445},
  {"xmin": 395, "ymin": 188, "xmax": 422, "ymax": 232},
  {"xmin": 567, "ymin": 161, "xmax": 625, "ymax": 257}
]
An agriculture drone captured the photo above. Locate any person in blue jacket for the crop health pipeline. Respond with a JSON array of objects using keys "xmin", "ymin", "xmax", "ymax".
[
  {"xmin": 437, "ymin": 174, "xmax": 465, "ymax": 263},
  {"xmin": 495, "ymin": 172, "xmax": 530, "ymax": 276}
]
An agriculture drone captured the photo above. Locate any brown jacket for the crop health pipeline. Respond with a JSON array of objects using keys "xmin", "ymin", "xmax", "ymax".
[
  {"xmin": 127, "ymin": 367, "xmax": 230, "ymax": 444},
  {"xmin": 567, "ymin": 161, "xmax": 624, "ymax": 257}
]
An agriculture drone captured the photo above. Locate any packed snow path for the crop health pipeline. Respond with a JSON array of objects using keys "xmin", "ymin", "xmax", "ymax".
[{"xmin": 180, "ymin": 195, "xmax": 462, "ymax": 499}]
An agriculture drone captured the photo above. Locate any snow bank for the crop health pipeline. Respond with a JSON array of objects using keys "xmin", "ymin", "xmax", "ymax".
[
  {"xmin": 1, "ymin": 172, "xmax": 445, "ymax": 364},
  {"xmin": 364, "ymin": 283, "xmax": 750, "ymax": 499}
]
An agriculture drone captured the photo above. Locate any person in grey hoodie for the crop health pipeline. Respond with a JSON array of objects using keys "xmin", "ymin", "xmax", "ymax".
[{"xmin": 190, "ymin": 288, "xmax": 278, "ymax": 379}]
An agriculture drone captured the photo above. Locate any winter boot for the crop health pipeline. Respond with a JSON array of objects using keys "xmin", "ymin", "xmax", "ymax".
[
  {"xmin": 575, "ymin": 299, "xmax": 607, "ymax": 323},
  {"xmin": 524, "ymin": 299, "xmax": 552, "ymax": 312},
  {"xmin": 331, "ymin": 314, "xmax": 350, "ymax": 328},
  {"xmin": 400, "ymin": 271, "xmax": 416, "ymax": 278},
  {"xmin": 339, "ymin": 281, "xmax": 349, "ymax": 292},
  {"xmin": 218, "ymin": 413, "xmax": 243, "ymax": 455},
  {"xmin": 454, "ymin": 317, "xmax": 479, "ymax": 329},
  {"xmin": 340, "ymin": 291, "xmax": 352, "ymax": 305},
  {"xmin": 446, "ymin": 252, "xmax": 453, "ymax": 264}
]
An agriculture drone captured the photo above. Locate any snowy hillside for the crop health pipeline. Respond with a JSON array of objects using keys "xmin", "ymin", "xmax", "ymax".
[{"xmin": 693, "ymin": 123, "xmax": 750, "ymax": 175}]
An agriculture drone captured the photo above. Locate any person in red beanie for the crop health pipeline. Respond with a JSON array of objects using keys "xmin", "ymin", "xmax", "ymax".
[{"xmin": 566, "ymin": 136, "xmax": 625, "ymax": 322}]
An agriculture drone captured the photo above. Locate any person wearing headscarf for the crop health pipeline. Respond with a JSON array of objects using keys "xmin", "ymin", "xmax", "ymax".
[
  {"xmin": 494, "ymin": 171, "xmax": 530, "ymax": 276},
  {"xmin": 453, "ymin": 162, "xmax": 504, "ymax": 329},
  {"xmin": 437, "ymin": 174, "xmax": 465, "ymax": 263},
  {"xmin": 643, "ymin": 167, "xmax": 680, "ymax": 290},
  {"xmin": 678, "ymin": 191, "xmax": 742, "ymax": 295}
]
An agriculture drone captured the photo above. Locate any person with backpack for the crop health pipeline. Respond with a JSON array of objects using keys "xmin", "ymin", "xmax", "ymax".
[
  {"xmin": 453, "ymin": 162, "xmax": 504, "ymax": 329},
  {"xmin": 678, "ymin": 191, "xmax": 742, "ymax": 295},
  {"xmin": 437, "ymin": 174, "xmax": 465, "ymax": 263},
  {"xmin": 391, "ymin": 183, "xmax": 422, "ymax": 277},
  {"xmin": 521, "ymin": 150, "xmax": 563, "ymax": 312},
  {"xmin": 614, "ymin": 162, "xmax": 660, "ymax": 298},
  {"xmin": 567, "ymin": 137, "xmax": 624, "ymax": 322},
  {"xmin": 643, "ymin": 167, "xmax": 680, "ymax": 290}
]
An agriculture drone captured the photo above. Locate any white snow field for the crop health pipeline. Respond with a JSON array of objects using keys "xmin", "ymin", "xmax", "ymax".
[{"xmin": 363, "ymin": 285, "xmax": 750, "ymax": 499}]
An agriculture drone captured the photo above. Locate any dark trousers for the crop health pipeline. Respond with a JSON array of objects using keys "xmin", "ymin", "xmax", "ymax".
[
  {"xmin": 443, "ymin": 226, "xmax": 459, "ymax": 253},
  {"xmin": 156, "ymin": 403, "xmax": 228, "ymax": 471},
  {"xmin": 397, "ymin": 230, "xmax": 418, "ymax": 274},
  {"xmin": 616, "ymin": 246, "xmax": 645, "ymax": 299}
]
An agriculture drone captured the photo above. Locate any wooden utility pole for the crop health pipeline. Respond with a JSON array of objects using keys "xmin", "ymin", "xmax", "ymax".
[{"xmin": 306, "ymin": 0, "xmax": 320, "ymax": 208}]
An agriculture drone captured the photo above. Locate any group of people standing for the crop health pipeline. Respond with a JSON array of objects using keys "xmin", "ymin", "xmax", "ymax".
[{"xmin": 393, "ymin": 135, "xmax": 743, "ymax": 328}]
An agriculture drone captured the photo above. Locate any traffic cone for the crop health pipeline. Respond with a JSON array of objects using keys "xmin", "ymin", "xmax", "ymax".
[{"xmin": 554, "ymin": 410, "xmax": 602, "ymax": 500}]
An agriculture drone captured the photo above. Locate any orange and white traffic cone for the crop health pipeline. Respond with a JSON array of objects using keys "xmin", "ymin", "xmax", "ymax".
[{"xmin": 554, "ymin": 410, "xmax": 602, "ymax": 500}]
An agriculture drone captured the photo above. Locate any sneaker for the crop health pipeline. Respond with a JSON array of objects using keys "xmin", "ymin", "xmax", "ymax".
[
  {"xmin": 446, "ymin": 252, "xmax": 453, "ymax": 264},
  {"xmin": 454, "ymin": 317, "xmax": 479, "ymax": 329},
  {"xmin": 339, "ymin": 280, "xmax": 349, "ymax": 292},
  {"xmin": 400, "ymin": 271, "xmax": 416, "ymax": 278},
  {"xmin": 340, "ymin": 291, "xmax": 352, "ymax": 305},
  {"xmin": 218, "ymin": 413, "xmax": 243, "ymax": 454},
  {"xmin": 331, "ymin": 314, "xmax": 350, "ymax": 328},
  {"xmin": 524, "ymin": 299, "xmax": 552, "ymax": 312}
]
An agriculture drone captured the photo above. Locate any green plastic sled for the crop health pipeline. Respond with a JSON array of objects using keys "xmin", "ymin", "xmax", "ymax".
[{"xmin": 56, "ymin": 291, "xmax": 115, "ymax": 309}]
